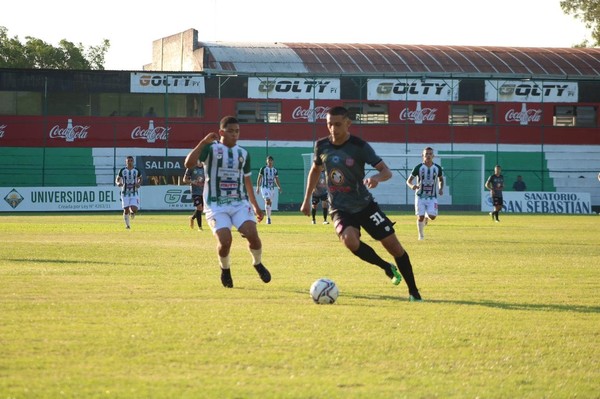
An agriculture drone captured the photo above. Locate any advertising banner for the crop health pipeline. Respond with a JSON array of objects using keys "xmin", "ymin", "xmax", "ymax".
[
  {"xmin": 130, "ymin": 73, "xmax": 205, "ymax": 94},
  {"xmin": 367, "ymin": 79, "xmax": 459, "ymax": 101},
  {"xmin": 248, "ymin": 78, "xmax": 340, "ymax": 100},
  {"xmin": 1, "ymin": 186, "xmax": 276, "ymax": 212},
  {"xmin": 484, "ymin": 80, "xmax": 578, "ymax": 103},
  {"xmin": 480, "ymin": 191, "xmax": 592, "ymax": 214}
]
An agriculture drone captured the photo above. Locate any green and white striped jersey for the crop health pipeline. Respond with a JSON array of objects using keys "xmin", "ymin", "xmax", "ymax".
[{"xmin": 199, "ymin": 141, "xmax": 252, "ymax": 206}]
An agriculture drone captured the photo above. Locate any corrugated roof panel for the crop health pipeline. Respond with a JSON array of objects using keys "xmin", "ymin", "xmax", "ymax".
[{"xmin": 198, "ymin": 41, "xmax": 600, "ymax": 78}]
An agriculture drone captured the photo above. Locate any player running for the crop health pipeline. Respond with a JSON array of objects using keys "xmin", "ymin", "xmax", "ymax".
[
  {"xmin": 407, "ymin": 147, "xmax": 444, "ymax": 240},
  {"xmin": 256, "ymin": 156, "xmax": 282, "ymax": 224}
]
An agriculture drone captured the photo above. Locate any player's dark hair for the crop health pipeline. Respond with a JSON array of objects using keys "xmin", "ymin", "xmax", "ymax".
[
  {"xmin": 220, "ymin": 116, "xmax": 239, "ymax": 129},
  {"xmin": 267, "ymin": 156, "xmax": 274, "ymax": 161},
  {"xmin": 327, "ymin": 106, "xmax": 349, "ymax": 118}
]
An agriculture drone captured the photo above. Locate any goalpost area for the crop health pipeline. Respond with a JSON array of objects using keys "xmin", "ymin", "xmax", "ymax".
[{"xmin": 302, "ymin": 152, "xmax": 485, "ymax": 209}]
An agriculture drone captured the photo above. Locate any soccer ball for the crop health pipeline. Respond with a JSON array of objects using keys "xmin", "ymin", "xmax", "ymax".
[{"xmin": 310, "ymin": 278, "xmax": 339, "ymax": 304}]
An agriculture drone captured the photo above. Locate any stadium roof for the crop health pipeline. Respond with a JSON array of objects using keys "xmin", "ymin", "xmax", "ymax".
[{"xmin": 200, "ymin": 42, "xmax": 600, "ymax": 79}]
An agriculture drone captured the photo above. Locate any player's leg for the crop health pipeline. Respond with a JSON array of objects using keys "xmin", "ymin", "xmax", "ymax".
[
  {"xmin": 235, "ymin": 204, "xmax": 271, "ymax": 283},
  {"xmin": 121, "ymin": 197, "xmax": 131, "ymax": 229},
  {"xmin": 206, "ymin": 208, "xmax": 234, "ymax": 287},
  {"xmin": 335, "ymin": 207, "xmax": 398, "ymax": 283},
  {"xmin": 322, "ymin": 199, "xmax": 329, "ymax": 224},
  {"xmin": 380, "ymin": 234, "xmax": 421, "ymax": 301},
  {"xmin": 311, "ymin": 196, "xmax": 318, "ymax": 224},
  {"xmin": 416, "ymin": 199, "xmax": 426, "ymax": 240}
]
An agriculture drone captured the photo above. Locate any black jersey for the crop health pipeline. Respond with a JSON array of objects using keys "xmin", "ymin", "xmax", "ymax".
[
  {"xmin": 486, "ymin": 174, "xmax": 504, "ymax": 197},
  {"xmin": 314, "ymin": 135, "xmax": 381, "ymax": 214}
]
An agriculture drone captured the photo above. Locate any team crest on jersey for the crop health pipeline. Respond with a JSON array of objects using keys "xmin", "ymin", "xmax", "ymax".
[
  {"xmin": 345, "ymin": 158, "xmax": 355, "ymax": 167},
  {"xmin": 238, "ymin": 156, "xmax": 244, "ymax": 163},
  {"xmin": 331, "ymin": 155, "xmax": 341, "ymax": 164},
  {"xmin": 329, "ymin": 169, "xmax": 345, "ymax": 185},
  {"xmin": 216, "ymin": 148, "xmax": 223, "ymax": 159}
]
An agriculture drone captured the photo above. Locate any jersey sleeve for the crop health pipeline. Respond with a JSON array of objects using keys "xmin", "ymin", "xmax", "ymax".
[
  {"xmin": 243, "ymin": 152, "xmax": 252, "ymax": 175},
  {"xmin": 410, "ymin": 164, "xmax": 421, "ymax": 177}
]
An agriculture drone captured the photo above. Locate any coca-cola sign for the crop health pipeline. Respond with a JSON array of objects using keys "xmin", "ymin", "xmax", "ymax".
[
  {"xmin": 131, "ymin": 120, "xmax": 171, "ymax": 143},
  {"xmin": 505, "ymin": 106, "xmax": 542, "ymax": 125},
  {"xmin": 49, "ymin": 119, "xmax": 90, "ymax": 142},
  {"xmin": 292, "ymin": 106, "xmax": 331, "ymax": 121},
  {"xmin": 399, "ymin": 103, "xmax": 437, "ymax": 124}
]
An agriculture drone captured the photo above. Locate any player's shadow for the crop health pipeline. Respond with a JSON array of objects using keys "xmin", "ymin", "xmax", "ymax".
[
  {"xmin": 345, "ymin": 293, "xmax": 600, "ymax": 314},
  {"xmin": 4, "ymin": 257, "xmax": 118, "ymax": 265}
]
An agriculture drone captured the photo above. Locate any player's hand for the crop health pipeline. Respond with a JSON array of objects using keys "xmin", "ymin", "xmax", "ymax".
[
  {"xmin": 300, "ymin": 200, "xmax": 311, "ymax": 216},
  {"xmin": 363, "ymin": 177, "xmax": 379, "ymax": 189},
  {"xmin": 255, "ymin": 208, "xmax": 264, "ymax": 222},
  {"xmin": 202, "ymin": 131, "xmax": 220, "ymax": 144}
]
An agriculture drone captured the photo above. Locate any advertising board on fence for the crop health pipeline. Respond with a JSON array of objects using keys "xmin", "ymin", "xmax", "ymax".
[
  {"xmin": 1, "ymin": 186, "xmax": 277, "ymax": 212},
  {"xmin": 481, "ymin": 191, "xmax": 592, "ymax": 214}
]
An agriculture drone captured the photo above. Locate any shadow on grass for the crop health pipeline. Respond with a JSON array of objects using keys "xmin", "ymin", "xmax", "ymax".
[
  {"xmin": 4, "ymin": 258, "xmax": 116, "ymax": 265},
  {"xmin": 345, "ymin": 293, "xmax": 600, "ymax": 314},
  {"xmin": 260, "ymin": 287, "xmax": 600, "ymax": 314}
]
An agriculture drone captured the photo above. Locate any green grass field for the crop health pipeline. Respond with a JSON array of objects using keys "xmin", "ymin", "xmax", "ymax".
[{"xmin": 1, "ymin": 212, "xmax": 599, "ymax": 398}]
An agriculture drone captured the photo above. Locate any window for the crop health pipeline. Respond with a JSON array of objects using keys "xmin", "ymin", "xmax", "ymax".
[
  {"xmin": 449, "ymin": 104, "xmax": 493, "ymax": 125},
  {"xmin": 236, "ymin": 102, "xmax": 281, "ymax": 123},
  {"xmin": 344, "ymin": 103, "xmax": 388, "ymax": 124},
  {"xmin": 554, "ymin": 106, "xmax": 597, "ymax": 127}
]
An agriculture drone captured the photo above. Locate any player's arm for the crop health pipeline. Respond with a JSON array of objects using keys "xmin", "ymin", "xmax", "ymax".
[
  {"xmin": 301, "ymin": 164, "xmax": 324, "ymax": 216},
  {"xmin": 256, "ymin": 171, "xmax": 263, "ymax": 194},
  {"xmin": 244, "ymin": 174, "xmax": 264, "ymax": 222},
  {"xmin": 184, "ymin": 132, "xmax": 218, "ymax": 169},
  {"xmin": 407, "ymin": 173, "xmax": 418, "ymax": 191},
  {"xmin": 275, "ymin": 176, "xmax": 282, "ymax": 192},
  {"xmin": 364, "ymin": 160, "xmax": 391, "ymax": 189},
  {"xmin": 183, "ymin": 170, "xmax": 191, "ymax": 185},
  {"xmin": 485, "ymin": 177, "xmax": 493, "ymax": 191},
  {"xmin": 115, "ymin": 172, "xmax": 123, "ymax": 187},
  {"xmin": 438, "ymin": 173, "xmax": 444, "ymax": 195}
]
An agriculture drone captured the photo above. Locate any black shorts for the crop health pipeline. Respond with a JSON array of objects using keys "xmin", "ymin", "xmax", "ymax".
[
  {"xmin": 311, "ymin": 193, "xmax": 328, "ymax": 206},
  {"xmin": 492, "ymin": 195, "xmax": 503, "ymax": 206},
  {"xmin": 193, "ymin": 195, "xmax": 204, "ymax": 207},
  {"xmin": 331, "ymin": 201, "xmax": 395, "ymax": 241}
]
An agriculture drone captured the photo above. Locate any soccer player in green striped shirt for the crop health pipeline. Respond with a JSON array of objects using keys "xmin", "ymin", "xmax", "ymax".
[{"xmin": 184, "ymin": 116, "xmax": 271, "ymax": 288}]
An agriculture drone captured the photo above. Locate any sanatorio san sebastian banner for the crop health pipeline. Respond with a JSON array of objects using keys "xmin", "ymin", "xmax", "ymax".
[{"xmin": 480, "ymin": 191, "xmax": 592, "ymax": 214}]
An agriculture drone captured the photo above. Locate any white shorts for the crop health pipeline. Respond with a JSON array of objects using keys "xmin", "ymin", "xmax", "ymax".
[
  {"xmin": 415, "ymin": 197, "xmax": 438, "ymax": 217},
  {"xmin": 204, "ymin": 201, "xmax": 257, "ymax": 233},
  {"xmin": 121, "ymin": 194, "xmax": 140, "ymax": 209},
  {"xmin": 260, "ymin": 187, "xmax": 274, "ymax": 201}
]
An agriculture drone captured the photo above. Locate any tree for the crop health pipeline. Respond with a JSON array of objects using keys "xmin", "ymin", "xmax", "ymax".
[
  {"xmin": 0, "ymin": 26, "xmax": 110, "ymax": 70},
  {"xmin": 560, "ymin": 0, "xmax": 600, "ymax": 46}
]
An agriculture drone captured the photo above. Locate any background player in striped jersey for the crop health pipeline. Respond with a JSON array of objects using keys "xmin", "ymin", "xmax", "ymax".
[
  {"xmin": 184, "ymin": 116, "xmax": 271, "ymax": 288},
  {"xmin": 311, "ymin": 170, "xmax": 329, "ymax": 224},
  {"xmin": 115, "ymin": 155, "xmax": 142, "ymax": 229},
  {"xmin": 301, "ymin": 106, "xmax": 422, "ymax": 301},
  {"xmin": 256, "ymin": 156, "xmax": 282, "ymax": 224},
  {"xmin": 407, "ymin": 147, "xmax": 444, "ymax": 240}
]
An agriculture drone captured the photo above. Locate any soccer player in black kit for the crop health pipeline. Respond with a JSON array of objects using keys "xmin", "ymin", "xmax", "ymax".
[
  {"xmin": 485, "ymin": 165, "xmax": 504, "ymax": 222},
  {"xmin": 300, "ymin": 106, "xmax": 422, "ymax": 301}
]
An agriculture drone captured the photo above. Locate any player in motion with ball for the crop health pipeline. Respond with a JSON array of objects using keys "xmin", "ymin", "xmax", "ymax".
[
  {"xmin": 184, "ymin": 116, "xmax": 271, "ymax": 288},
  {"xmin": 301, "ymin": 106, "xmax": 422, "ymax": 301}
]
